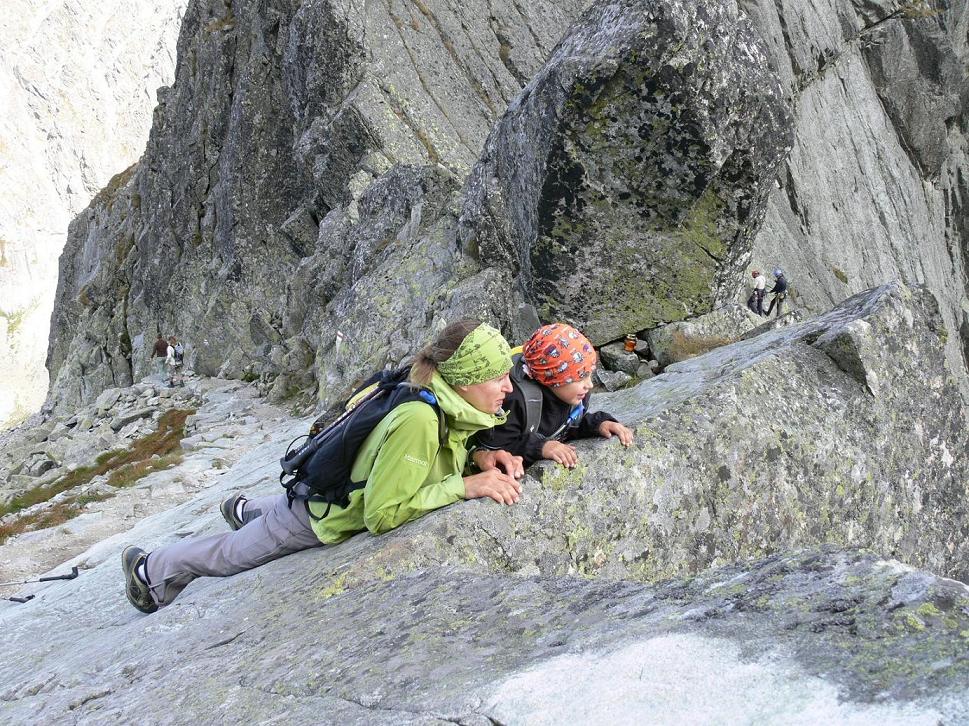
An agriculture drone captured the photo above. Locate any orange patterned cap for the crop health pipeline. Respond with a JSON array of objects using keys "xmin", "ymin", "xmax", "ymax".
[{"xmin": 521, "ymin": 323, "xmax": 596, "ymax": 388}]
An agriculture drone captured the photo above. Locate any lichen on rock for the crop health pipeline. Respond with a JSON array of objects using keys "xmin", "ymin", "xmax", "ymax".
[{"xmin": 461, "ymin": 0, "xmax": 794, "ymax": 343}]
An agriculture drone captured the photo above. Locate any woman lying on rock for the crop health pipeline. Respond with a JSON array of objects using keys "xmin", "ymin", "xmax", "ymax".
[
  {"xmin": 471, "ymin": 323, "xmax": 634, "ymax": 470},
  {"xmin": 122, "ymin": 321, "xmax": 524, "ymax": 613}
]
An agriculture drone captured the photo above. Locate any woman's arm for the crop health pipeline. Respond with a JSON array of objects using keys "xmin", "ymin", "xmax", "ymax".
[{"xmin": 362, "ymin": 406, "xmax": 463, "ymax": 535}]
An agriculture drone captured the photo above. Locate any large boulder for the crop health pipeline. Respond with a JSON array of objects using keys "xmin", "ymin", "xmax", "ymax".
[
  {"xmin": 301, "ymin": 283, "xmax": 965, "ymax": 588},
  {"xmin": 646, "ymin": 301, "xmax": 763, "ymax": 367},
  {"xmin": 461, "ymin": 0, "xmax": 793, "ymax": 343}
]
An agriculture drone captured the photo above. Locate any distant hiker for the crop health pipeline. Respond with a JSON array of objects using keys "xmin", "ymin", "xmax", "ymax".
[
  {"xmin": 151, "ymin": 334, "xmax": 168, "ymax": 380},
  {"xmin": 122, "ymin": 320, "xmax": 523, "ymax": 613},
  {"xmin": 473, "ymin": 323, "xmax": 633, "ymax": 470},
  {"xmin": 747, "ymin": 270, "xmax": 766, "ymax": 316},
  {"xmin": 165, "ymin": 336, "xmax": 184, "ymax": 387},
  {"xmin": 765, "ymin": 268, "xmax": 788, "ymax": 317}
]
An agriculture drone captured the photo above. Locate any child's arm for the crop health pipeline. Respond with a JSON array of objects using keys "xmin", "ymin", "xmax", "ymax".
[
  {"xmin": 571, "ymin": 393, "xmax": 617, "ymax": 440},
  {"xmin": 597, "ymin": 419, "xmax": 634, "ymax": 446},
  {"xmin": 570, "ymin": 395, "xmax": 633, "ymax": 446}
]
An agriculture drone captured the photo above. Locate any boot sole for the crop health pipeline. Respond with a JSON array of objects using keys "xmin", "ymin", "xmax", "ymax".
[
  {"xmin": 121, "ymin": 546, "xmax": 158, "ymax": 614},
  {"xmin": 220, "ymin": 494, "xmax": 245, "ymax": 531}
]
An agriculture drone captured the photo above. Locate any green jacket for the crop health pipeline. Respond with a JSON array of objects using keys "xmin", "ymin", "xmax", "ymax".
[{"xmin": 309, "ymin": 372, "xmax": 506, "ymax": 544}]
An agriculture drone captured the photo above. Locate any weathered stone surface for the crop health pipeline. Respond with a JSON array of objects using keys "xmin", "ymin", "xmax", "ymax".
[
  {"xmin": 108, "ymin": 408, "xmax": 155, "ymax": 433},
  {"xmin": 94, "ymin": 388, "xmax": 124, "ymax": 415},
  {"xmin": 0, "ymin": 520, "xmax": 965, "ymax": 723},
  {"xmin": 587, "ymin": 283, "xmax": 968, "ymax": 583},
  {"xmin": 598, "ymin": 342, "xmax": 640, "ymax": 375},
  {"xmin": 44, "ymin": 0, "xmax": 591, "ymax": 413},
  {"xmin": 25, "ymin": 458, "xmax": 56, "ymax": 478},
  {"xmin": 595, "ymin": 368, "xmax": 632, "ymax": 392},
  {"xmin": 646, "ymin": 302, "xmax": 764, "ymax": 367},
  {"xmin": 738, "ymin": 0, "xmax": 969, "ymax": 392},
  {"xmin": 461, "ymin": 0, "xmax": 793, "ymax": 343}
]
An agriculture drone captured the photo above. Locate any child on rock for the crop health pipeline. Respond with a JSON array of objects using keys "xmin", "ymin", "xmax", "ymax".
[{"xmin": 472, "ymin": 323, "xmax": 633, "ymax": 470}]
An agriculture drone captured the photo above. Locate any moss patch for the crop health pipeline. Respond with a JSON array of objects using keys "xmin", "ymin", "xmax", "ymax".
[
  {"xmin": 319, "ymin": 572, "xmax": 349, "ymax": 600},
  {"xmin": 673, "ymin": 187, "xmax": 726, "ymax": 262},
  {"xmin": 0, "ymin": 408, "xmax": 194, "ymax": 544}
]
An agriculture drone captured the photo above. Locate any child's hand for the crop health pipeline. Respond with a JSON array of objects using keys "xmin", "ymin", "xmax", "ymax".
[
  {"xmin": 598, "ymin": 420, "xmax": 634, "ymax": 446},
  {"xmin": 472, "ymin": 448, "xmax": 525, "ymax": 479},
  {"xmin": 542, "ymin": 440, "xmax": 578, "ymax": 468}
]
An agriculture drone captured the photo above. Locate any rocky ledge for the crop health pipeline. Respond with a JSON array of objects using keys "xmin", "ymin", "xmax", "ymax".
[
  {"xmin": 0, "ymin": 282, "xmax": 966, "ymax": 722},
  {"xmin": 0, "ymin": 376, "xmax": 298, "ymax": 598}
]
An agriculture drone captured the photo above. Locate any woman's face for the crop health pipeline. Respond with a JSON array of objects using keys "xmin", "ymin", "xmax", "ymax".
[
  {"xmin": 456, "ymin": 372, "xmax": 514, "ymax": 414},
  {"xmin": 550, "ymin": 372, "xmax": 595, "ymax": 406}
]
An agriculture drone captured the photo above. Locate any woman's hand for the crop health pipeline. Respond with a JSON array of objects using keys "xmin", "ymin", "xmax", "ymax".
[
  {"xmin": 463, "ymin": 470, "xmax": 522, "ymax": 505},
  {"xmin": 542, "ymin": 440, "xmax": 578, "ymax": 468},
  {"xmin": 598, "ymin": 420, "xmax": 634, "ymax": 446},
  {"xmin": 472, "ymin": 448, "xmax": 524, "ymax": 479}
]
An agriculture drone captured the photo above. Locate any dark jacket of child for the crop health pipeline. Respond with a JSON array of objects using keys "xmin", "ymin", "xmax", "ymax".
[{"xmin": 473, "ymin": 361, "xmax": 617, "ymax": 466}]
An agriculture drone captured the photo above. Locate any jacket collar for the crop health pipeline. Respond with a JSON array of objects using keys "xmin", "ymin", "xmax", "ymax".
[{"xmin": 428, "ymin": 372, "xmax": 507, "ymax": 433}]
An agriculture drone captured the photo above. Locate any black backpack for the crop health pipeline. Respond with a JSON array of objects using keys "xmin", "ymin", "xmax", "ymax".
[
  {"xmin": 279, "ymin": 366, "xmax": 447, "ymax": 519},
  {"xmin": 510, "ymin": 354, "xmax": 545, "ymax": 434}
]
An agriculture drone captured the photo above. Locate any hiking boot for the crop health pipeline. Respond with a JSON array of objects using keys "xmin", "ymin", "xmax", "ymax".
[
  {"xmin": 220, "ymin": 493, "xmax": 247, "ymax": 531},
  {"xmin": 121, "ymin": 546, "xmax": 157, "ymax": 614}
]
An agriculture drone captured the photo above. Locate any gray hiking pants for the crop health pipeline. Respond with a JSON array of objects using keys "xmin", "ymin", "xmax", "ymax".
[{"xmin": 144, "ymin": 492, "xmax": 323, "ymax": 607}]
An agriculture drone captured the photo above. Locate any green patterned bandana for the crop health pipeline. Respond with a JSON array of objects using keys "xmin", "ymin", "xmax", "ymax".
[{"xmin": 437, "ymin": 324, "xmax": 512, "ymax": 386}]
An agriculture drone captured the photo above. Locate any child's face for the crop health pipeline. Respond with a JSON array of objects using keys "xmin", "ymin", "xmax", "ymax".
[{"xmin": 550, "ymin": 373, "xmax": 594, "ymax": 406}]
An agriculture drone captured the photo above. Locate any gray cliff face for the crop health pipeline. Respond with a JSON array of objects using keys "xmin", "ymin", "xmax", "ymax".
[
  {"xmin": 47, "ymin": 168, "xmax": 142, "ymax": 405},
  {"xmin": 460, "ymin": 0, "xmax": 793, "ymax": 343},
  {"xmin": 0, "ymin": 0, "xmax": 185, "ymax": 429},
  {"xmin": 44, "ymin": 0, "xmax": 968, "ymax": 415},
  {"xmin": 739, "ymin": 0, "xmax": 969, "ymax": 390},
  {"xmin": 46, "ymin": 0, "xmax": 591, "ymax": 412}
]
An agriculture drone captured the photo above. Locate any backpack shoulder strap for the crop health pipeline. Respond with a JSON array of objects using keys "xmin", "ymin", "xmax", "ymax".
[
  {"xmin": 510, "ymin": 354, "xmax": 543, "ymax": 435},
  {"xmin": 410, "ymin": 387, "xmax": 448, "ymax": 446}
]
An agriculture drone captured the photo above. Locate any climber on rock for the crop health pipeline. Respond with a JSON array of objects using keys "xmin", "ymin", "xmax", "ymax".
[
  {"xmin": 765, "ymin": 268, "xmax": 789, "ymax": 317},
  {"xmin": 165, "ymin": 336, "xmax": 184, "ymax": 388},
  {"xmin": 151, "ymin": 334, "xmax": 169, "ymax": 382},
  {"xmin": 748, "ymin": 270, "xmax": 766, "ymax": 316},
  {"xmin": 122, "ymin": 321, "xmax": 525, "ymax": 614},
  {"xmin": 472, "ymin": 323, "xmax": 633, "ymax": 470}
]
